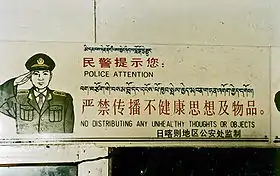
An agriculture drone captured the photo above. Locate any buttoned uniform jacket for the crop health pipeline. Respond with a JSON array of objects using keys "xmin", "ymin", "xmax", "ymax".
[{"xmin": 0, "ymin": 78, "xmax": 74, "ymax": 134}]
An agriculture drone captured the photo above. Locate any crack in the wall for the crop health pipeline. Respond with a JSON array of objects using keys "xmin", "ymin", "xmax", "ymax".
[{"xmin": 94, "ymin": 0, "xmax": 97, "ymax": 43}]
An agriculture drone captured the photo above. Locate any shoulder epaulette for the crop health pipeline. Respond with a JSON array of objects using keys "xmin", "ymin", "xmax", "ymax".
[
  {"xmin": 17, "ymin": 89, "xmax": 29, "ymax": 94},
  {"xmin": 53, "ymin": 90, "xmax": 67, "ymax": 97}
]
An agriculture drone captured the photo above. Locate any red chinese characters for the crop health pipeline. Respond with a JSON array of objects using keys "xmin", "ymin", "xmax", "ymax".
[
  {"xmin": 83, "ymin": 56, "xmax": 162, "ymax": 69},
  {"xmin": 81, "ymin": 98, "xmax": 261, "ymax": 117}
]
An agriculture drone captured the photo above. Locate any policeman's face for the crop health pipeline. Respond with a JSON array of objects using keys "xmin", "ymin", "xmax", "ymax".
[{"xmin": 30, "ymin": 70, "xmax": 52, "ymax": 89}]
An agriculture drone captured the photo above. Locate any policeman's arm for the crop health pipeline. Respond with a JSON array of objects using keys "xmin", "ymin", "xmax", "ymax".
[
  {"xmin": 0, "ymin": 72, "xmax": 31, "ymax": 105},
  {"xmin": 274, "ymin": 91, "xmax": 280, "ymax": 111},
  {"xmin": 0, "ymin": 78, "xmax": 18, "ymax": 118},
  {"xmin": 64, "ymin": 94, "xmax": 75, "ymax": 133}
]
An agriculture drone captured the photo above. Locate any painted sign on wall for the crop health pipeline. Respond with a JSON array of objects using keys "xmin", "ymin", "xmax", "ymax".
[{"xmin": 0, "ymin": 42, "xmax": 273, "ymax": 146}]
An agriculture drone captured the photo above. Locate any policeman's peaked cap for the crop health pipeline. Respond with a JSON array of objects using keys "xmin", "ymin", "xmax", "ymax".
[{"xmin": 25, "ymin": 53, "xmax": 55, "ymax": 71}]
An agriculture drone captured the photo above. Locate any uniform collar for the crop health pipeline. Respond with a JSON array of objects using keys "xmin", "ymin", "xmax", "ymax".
[
  {"xmin": 33, "ymin": 89, "xmax": 47, "ymax": 97},
  {"xmin": 28, "ymin": 87, "xmax": 52, "ymax": 100}
]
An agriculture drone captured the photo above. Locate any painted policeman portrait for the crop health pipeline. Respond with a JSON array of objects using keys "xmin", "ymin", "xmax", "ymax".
[{"xmin": 0, "ymin": 53, "xmax": 74, "ymax": 134}]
